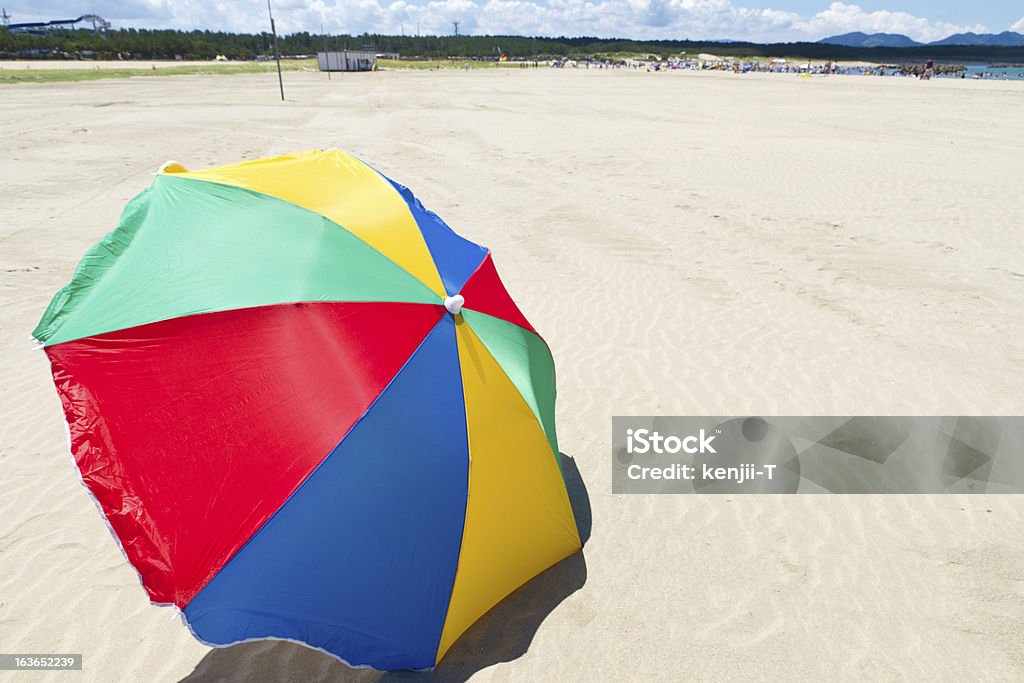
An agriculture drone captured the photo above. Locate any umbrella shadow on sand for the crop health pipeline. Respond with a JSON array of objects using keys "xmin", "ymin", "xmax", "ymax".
[{"xmin": 180, "ymin": 453, "xmax": 590, "ymax": 683}]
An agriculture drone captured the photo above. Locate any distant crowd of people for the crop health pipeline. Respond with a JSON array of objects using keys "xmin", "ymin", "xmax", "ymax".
[{"xmin": 544, "ymin": 56, "xmax": 1024, "ymax": 80}]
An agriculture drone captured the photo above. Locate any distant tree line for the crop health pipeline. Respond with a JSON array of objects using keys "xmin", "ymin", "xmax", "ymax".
[{"xmin": 2, "ymin": 27, "xmax": 1023, "ymax": 63}]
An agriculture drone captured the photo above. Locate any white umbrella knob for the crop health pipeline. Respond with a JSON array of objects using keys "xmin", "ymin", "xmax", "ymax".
[{"xmin": 444, "ymin": 294, "xmax": 464, "ymax": 315}]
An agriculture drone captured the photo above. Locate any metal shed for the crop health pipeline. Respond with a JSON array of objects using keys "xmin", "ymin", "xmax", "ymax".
[{"xmin": 317, "ymin": 51, "xmax": 377, "ymax": 72}]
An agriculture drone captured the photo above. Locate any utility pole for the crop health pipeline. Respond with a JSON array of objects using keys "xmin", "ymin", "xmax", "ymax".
[
  {"xmin": 453, "ymin": 21, "xmax": 459, "ymax": 36},
  {"xmin": 267, "ymin": 0, "xmax": 284, "ymax": 100}
]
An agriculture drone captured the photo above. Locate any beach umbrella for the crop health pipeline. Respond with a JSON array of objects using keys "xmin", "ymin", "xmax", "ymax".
[{"xmin": 34, "ymin": 149, "xmax": 581, "ymax": 670}]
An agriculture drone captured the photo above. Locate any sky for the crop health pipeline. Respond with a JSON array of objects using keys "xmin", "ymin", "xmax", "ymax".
[{"xmin": 5, "ymin": 1, "xmax": 1024, "ymax": 43}]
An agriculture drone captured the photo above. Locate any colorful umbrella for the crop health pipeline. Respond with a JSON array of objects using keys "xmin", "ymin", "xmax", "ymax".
[{"xmin": 34, "ymin": 149, "xmax": 581, "ymax": 670}]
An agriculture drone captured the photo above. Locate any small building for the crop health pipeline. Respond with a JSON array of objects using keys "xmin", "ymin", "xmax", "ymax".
[{"xmin": 318, "ymin": 51, "xmax": 376, "ymax": 72}]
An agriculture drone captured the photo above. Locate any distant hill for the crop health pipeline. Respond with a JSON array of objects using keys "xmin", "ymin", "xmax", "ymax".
[
  {"xmin": 929, "ymin": 31, "xmax": 1024, "ymax": 46},
  {"xmin": 819, "ymin": 30, "xmax": 1024, "ymax": 49},
  {"xmin": 819, "ymin": 32, "xmax": 921, "ymax": 48}
]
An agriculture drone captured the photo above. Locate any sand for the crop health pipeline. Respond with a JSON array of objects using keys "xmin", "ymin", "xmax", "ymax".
[
  {"xmin": 1, "ymin": 67, "xmax": 1023, "ymax": 681},
  {"xmin": 0, "ymin": 60, "xmax": 256, "ymax": 70}
]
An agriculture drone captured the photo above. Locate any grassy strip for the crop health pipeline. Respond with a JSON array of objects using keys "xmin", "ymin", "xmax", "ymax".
[{"xmin": 0, "ymin": 59, "xmax": 316, "ymax": 84}]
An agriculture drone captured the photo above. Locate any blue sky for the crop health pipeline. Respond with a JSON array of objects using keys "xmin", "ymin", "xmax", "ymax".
[{"xmin": 5, "ymin": 1, "xmax": 1024, "ymax": 42}]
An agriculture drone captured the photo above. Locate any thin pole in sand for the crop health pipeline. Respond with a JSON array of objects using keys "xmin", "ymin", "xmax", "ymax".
[
  {"xmin": 321, "ymin": 23, "xmax": 331, "ymax": 81},
  {"xmin": 267, "ymin": 0, "xmax": 284, "ymax": 100}
]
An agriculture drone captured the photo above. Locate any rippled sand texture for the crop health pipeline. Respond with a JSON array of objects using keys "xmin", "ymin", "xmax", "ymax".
[{"xmin": 1, "ymin": 68, "xmax": 1022, "ymax": 681}]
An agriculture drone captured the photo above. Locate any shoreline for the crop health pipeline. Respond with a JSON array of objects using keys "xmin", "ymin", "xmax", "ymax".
[{"xmin": 2, "ymin": 60, "xmax": 1023, "ymax": 88}]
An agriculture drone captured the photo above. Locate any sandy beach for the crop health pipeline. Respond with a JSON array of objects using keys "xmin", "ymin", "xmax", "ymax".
[
  {"xmin": 2, "ymin": 67, "xmax": 1023, "ymax": 680},
  {"xmin": 0, "ymin": 59, "xmax": 257, "ymax": 70}
]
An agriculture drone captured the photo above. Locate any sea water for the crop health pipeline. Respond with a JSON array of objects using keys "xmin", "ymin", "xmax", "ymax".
[{"xmin": 962, "ymin": 65, "xmax": 1024, "ymax": 79}]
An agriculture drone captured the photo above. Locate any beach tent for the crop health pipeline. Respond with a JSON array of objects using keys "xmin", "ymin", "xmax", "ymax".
[{"xmin": 34, "ymin": 149, "xmax": 582, "ymax": 670}]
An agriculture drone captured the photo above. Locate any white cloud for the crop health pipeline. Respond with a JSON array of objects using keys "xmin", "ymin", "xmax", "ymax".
[
  {"xmin": 794, "ymin": 2, "xmax": 986, "ymax": 43},
  {"xmin": 0, "ymin": 1, "xmax": 990, "ymax": 42},
  {"xmin": 1011, "ymin": 15, "xmax": 1024, "ymax": 33}
]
